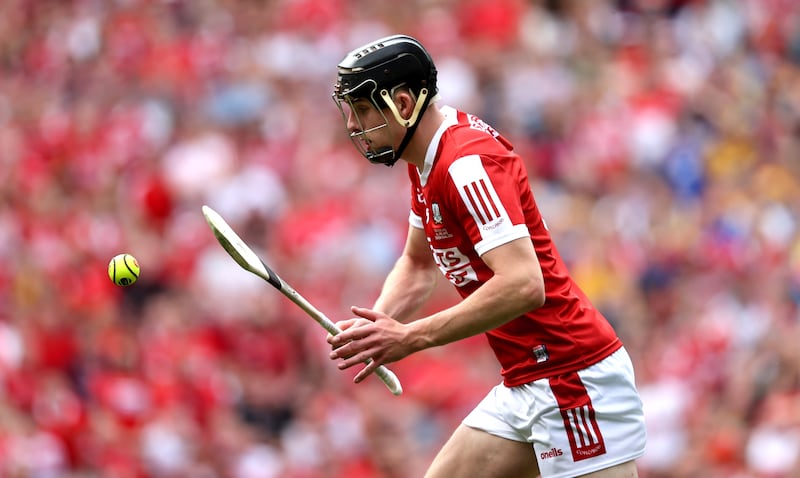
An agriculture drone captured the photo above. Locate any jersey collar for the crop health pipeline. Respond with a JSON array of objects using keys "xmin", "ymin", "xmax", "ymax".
[{"xmin": 418, "ymin": 105, "xmax": 458, "ymax": 186}]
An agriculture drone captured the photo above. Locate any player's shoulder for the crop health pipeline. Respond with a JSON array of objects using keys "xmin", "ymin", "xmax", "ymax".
[
  {"xmin": 441, "ymin": 106, "xmax": 496, "ymax": 135},
  {"xmin": 439, "ymin": 106, "xmax": 513, "ymax": 156}
]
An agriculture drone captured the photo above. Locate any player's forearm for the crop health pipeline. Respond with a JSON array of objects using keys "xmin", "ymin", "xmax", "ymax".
[
  {"xmin": 408, "ymin": 271, "xmax": 544, "ymax": 350},
  {"xmin": 373, "ymin": 255, "xmax": 438, "ymax": 323}
]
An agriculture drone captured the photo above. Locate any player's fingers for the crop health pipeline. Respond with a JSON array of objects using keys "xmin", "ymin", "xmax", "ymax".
[
  {"xmin": 327, "ymin": 320, "xmax": 358, "ymax": 346},
  {"xmin": 329, "ymin": 332, "xmax": 371, "ymax": 360},
  {"xmin": 328, "ymin": 338, "xmax": 349, "ymax": 353},
  {"xmin": 334, "ymin": 318, "xmax": 360, "ymax": 333},
  {"xmin": 329, "ymin": 341, "xmax": 352, "ymax": 359},
  {"xmin": 329, "ymin": 319, "xmax": 373, "ymax": 347},
  {"xmin": 353, "ymin": 359, "xmax": 380, "ymax": 383},
  {"xmin": 334, "ymin": 344, "xmax": 379, "ymax": 369},
  {"xmin": 351, "ymin": 306, "xmax": 380, "ymax": 321}
]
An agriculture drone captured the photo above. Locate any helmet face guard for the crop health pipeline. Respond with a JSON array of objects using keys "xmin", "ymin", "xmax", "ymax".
[
  {"xmin": 332, "ymin": 82, "xmax": 431, "ymax": 165},
  {"xmin": 332, "ymin": 35, "xmax": 437, "ymax": 167},
  {"xmin": 332, "ymin": 81, "xmax": 397, "ymax": 165}
]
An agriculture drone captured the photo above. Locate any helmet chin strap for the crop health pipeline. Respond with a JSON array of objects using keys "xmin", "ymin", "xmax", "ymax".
[{"xmin": 374, "ymin": 88, "xmax": 431, "ymax": 167}]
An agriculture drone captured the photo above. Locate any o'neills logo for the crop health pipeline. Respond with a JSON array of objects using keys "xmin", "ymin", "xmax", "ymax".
[{"xmin": 540, "ymin": 448, "xmax": 563, "ymax": 460}]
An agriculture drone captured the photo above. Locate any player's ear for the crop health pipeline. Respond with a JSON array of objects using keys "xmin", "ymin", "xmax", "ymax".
[{"xmin": 395, "ymin": 89, "xmax": 416, "ymax": 121}]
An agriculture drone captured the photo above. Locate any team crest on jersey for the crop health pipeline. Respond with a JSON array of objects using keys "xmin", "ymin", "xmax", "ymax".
[
  {"xmin": 430, "ymin": 203, "xmax": 453, "ymax": 240},
  {"xmin": 431, "ymin": 203, "xmax": 443, "ymax": 224}
]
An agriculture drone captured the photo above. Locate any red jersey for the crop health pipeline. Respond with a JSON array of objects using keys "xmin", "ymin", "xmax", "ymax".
[{"xmin": 408, "ymin": 106, "xmax": 621, "ymax": 387}]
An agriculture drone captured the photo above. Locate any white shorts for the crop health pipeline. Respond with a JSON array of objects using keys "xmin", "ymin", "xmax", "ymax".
[{"xmin": 462, "ymin": 347, "xmax": 647, "ymax": 478}]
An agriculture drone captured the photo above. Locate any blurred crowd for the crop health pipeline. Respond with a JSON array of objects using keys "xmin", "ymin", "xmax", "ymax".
[{"xmin": 1, "ymin": 0, "xmax": 799, "ymax": 476}]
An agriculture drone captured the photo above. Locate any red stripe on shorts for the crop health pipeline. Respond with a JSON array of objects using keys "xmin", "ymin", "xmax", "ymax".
[{"xmin": 548, "ymin": 372, "xmax": 607, "ymax": 462}]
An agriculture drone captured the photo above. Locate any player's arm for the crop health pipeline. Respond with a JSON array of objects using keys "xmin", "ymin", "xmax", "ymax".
[
  {"xmin": 329, "ymin": 235, "xmax": 545, "ymax": 382},
  {"xmin": 372, "ymin": 224, "xmax": 439, "ymax": 323},
  {"xmin": 407, "ymin": 236, "xmax": 544, "ymax": 347}
]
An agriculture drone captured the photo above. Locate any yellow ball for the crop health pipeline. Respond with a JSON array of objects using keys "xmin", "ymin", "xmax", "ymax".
[{"xmin": 108, "ymin": 253, "xmax": 140, "ymax": 287}]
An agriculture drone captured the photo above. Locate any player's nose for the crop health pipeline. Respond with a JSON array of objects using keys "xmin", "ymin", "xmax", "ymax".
[{"xmin": 345, "ymin": 110, "xmax": 360, "ymax": 133}]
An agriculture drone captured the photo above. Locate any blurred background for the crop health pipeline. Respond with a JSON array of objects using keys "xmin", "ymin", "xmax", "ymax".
[{"xmin": 1, "ymin": 0, "xmax": 799, "ymax": 476}]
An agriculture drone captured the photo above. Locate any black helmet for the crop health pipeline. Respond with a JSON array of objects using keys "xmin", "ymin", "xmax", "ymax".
[
  {"xmin": 333, "ymin": 35, "xmax": 438, "ymax": 166},
  {"xmin": 334, "ymin": 34, "xmax": 438, "ymax": 106}
]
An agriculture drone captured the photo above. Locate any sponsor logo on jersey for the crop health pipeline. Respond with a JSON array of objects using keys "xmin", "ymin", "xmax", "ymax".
[{"xmin": 430, "ymin": 246, "xmax": 476, "ymax": 287}]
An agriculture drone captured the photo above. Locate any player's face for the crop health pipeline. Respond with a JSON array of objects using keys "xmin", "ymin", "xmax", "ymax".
[
  {"xmin": 338, "ymin": 98, "xmax": 402, "ymax": 162},
  {"xmin": 343, "ymin": 98, "xmax": 392, "ymax": 153},
  {"xmin": 333, "ymin": 90, "xmax": 403, "ymax": 164}
]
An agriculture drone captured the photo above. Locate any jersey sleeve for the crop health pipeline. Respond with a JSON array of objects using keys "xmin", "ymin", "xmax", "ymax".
[{"xmin": 445, "ymin": 154, "xmax": 530, "ymax": 256}]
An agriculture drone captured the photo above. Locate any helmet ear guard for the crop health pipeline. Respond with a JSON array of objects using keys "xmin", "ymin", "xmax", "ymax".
[{"xmin": 380, "ymin": 87, "xmax": 430, "ymax": 128}]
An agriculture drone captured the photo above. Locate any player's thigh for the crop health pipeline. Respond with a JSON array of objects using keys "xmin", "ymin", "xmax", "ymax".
[
  {"xmin": 424, "ymin": 424, "xmax": 540, "ymax": 478},
  {"xmin": 578, "ymin": 460, "xmax": 638, "ymax": 478}
]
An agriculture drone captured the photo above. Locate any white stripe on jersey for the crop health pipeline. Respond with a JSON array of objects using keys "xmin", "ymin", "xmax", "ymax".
[
  {"xmin": 448, "ymin": 155, "xmax": 528, "ymax": 255},
  {"xmin": 449, "ymin": 154, "xmax": 508, "ymax": 226}
]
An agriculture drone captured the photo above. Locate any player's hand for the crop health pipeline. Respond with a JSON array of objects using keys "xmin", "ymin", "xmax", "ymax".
[
  {"xmin": 326, "ymin": 317, "xmax": 371, "ymax": 356},
  {"xmin": 328, "ymin": 306, "xmax": 412, "ymax": 384}
]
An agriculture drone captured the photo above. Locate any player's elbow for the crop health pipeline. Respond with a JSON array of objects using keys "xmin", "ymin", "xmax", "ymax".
[
  {"xmin": 498, "ymin": 268, "xmax": 545, "ymax": 313},
  {"xmin": 519, "ymin": 274, "xmax": 546, "ymax": 310}
]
